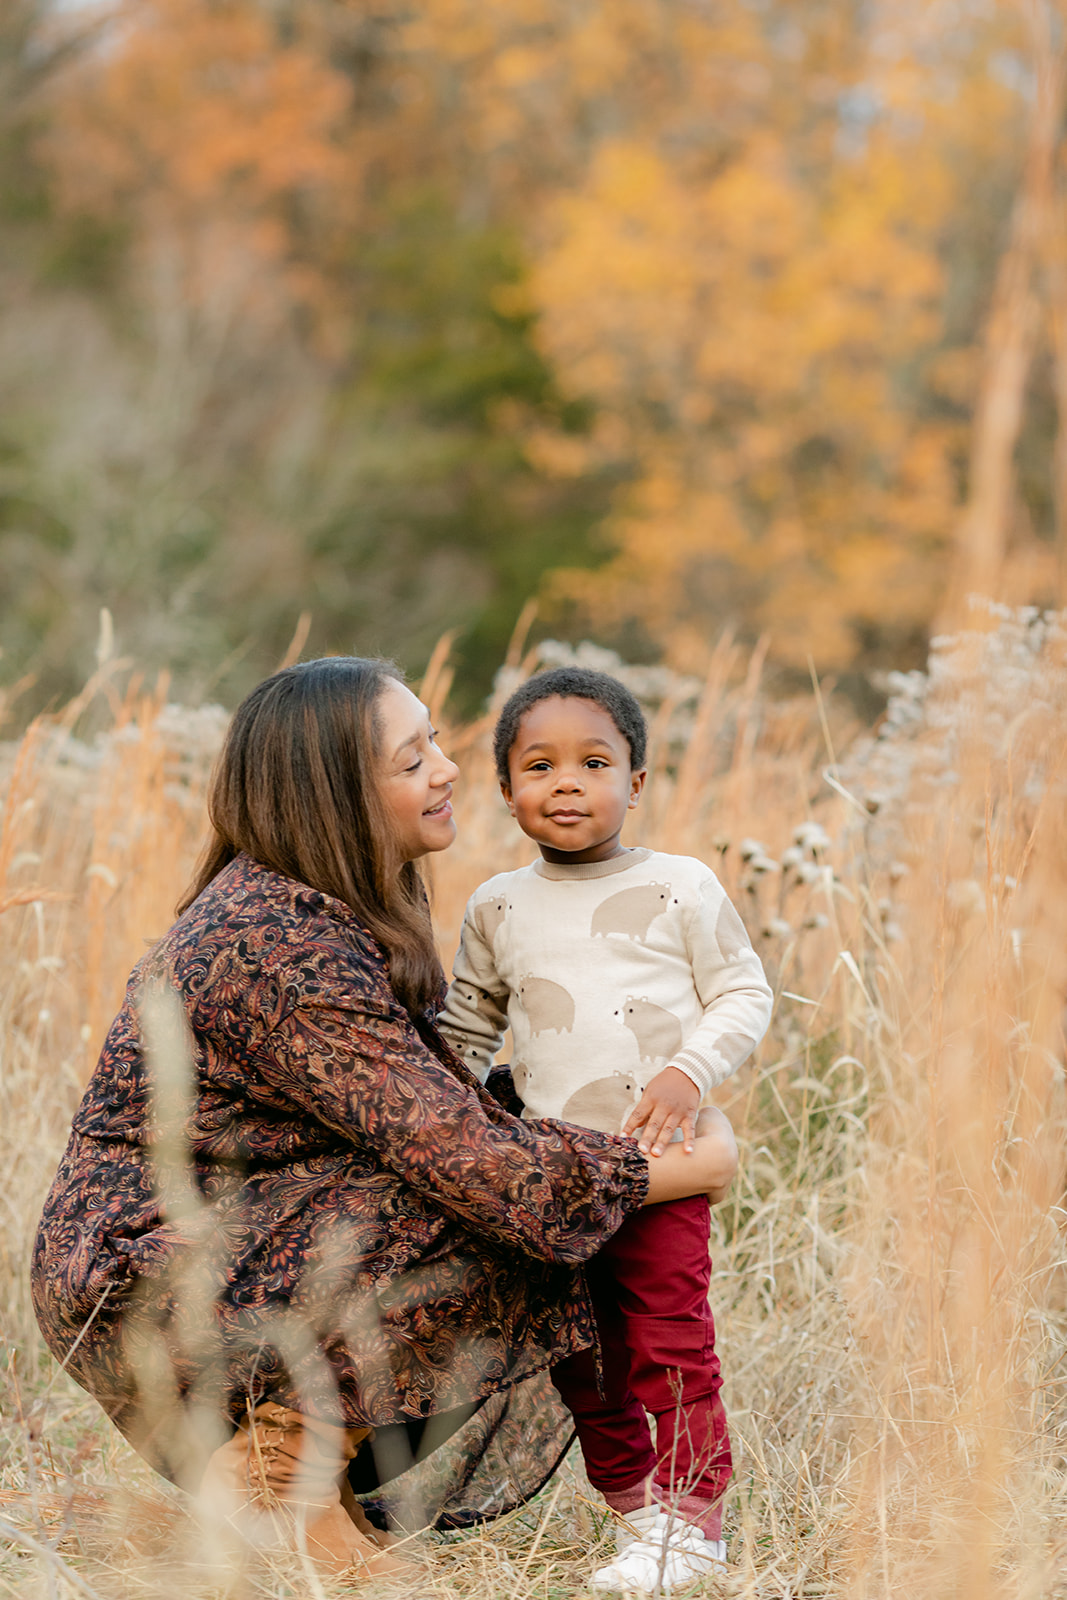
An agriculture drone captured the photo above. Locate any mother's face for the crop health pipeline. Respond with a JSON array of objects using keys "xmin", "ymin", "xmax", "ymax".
[{"xmin": 377, "ymin": 679, "xmax": 460, "ymax": 862}]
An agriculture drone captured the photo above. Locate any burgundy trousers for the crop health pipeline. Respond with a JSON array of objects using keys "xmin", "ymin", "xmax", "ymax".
[{"xmin": 551, "ymin": 1195, "xmax": 731, "ymax": 1538}]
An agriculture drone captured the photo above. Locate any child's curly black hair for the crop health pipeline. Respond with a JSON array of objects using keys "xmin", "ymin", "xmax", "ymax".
[{"xmin": 492, "ymin": 666, "xmax": 648, "ymax": 784}]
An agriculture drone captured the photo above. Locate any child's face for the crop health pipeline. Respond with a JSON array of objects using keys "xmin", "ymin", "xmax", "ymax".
[{"xmin": 502, "ymin": 696, "xmax": 646, "ymax": 864}]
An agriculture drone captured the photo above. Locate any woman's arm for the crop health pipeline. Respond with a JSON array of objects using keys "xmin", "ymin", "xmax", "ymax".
[
  {"xmin": 642, "ymin": 1106, "xmax": 738, "ymax": 1206},
  {"xmin": 252, "ymin": 999, "xmax": 649, "ymax": 1267}
]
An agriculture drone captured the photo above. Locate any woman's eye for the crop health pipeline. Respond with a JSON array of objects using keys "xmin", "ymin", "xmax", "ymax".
[{"xmin": 405, "ymin": 758, "xmax": 423, "ymax": 773}]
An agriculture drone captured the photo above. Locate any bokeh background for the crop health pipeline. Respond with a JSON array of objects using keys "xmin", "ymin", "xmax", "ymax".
[
  {"xmin": 3, "ymin": 0, "xmax": 1067, "ymax": 717},
  {"xmin": 3, "ymin": 6, "xmax": 1067, "ymax": 1599}
]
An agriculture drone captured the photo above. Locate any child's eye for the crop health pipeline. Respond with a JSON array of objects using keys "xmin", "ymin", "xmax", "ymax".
[
  {"xmin": 528, "ymin": 760, "xmax": 551, "ymax": 772},
  {"xmin": 585, "ymin": 758, "xmax": 608, "ymax": 769}
]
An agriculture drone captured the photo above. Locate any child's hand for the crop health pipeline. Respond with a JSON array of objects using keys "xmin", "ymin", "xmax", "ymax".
[{"xmin": 622, "ymin": 1067, "xmax": 700, "ymax": 1156}]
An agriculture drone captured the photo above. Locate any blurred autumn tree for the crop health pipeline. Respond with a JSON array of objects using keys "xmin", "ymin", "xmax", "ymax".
[
  {"xmin": 0, "ymin": 0, "xmax": 1063, "ymax": 714},
  {"xmin": 0, "ymin": 0, "xmax": 615, "ymax": 711},
  {"xmin": 464, "ymin": 0, "xmax": 1063, "ymax": 683}
]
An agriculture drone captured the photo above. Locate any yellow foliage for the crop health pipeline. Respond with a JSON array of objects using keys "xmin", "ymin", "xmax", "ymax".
[
  {"xmin": 33, "ymin": 0, "xmax": 1054, "ymax": 679},
  {"xmin": 525, "ymin": 27, "xmax": 1005, "ymax": 671}
]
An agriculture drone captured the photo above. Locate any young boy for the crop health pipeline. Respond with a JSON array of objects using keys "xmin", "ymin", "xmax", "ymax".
[{"xmin": 438, "ymin": 666, "xmax": 772, "ymax": 1591}]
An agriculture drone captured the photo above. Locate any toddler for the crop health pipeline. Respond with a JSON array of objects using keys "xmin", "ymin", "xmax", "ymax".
[{"xmin": 438, "ymin": 666, "xmax": 772, "ymax": 1590}]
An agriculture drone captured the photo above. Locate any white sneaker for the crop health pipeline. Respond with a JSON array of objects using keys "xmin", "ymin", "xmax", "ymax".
[
  {"xmin": 593, "ymin": 1512, "xmax": 727, "ymax": 1592},
  {"xmin": 614, "ymin": 1503, "xmax": 663, "ymax": 1555}
]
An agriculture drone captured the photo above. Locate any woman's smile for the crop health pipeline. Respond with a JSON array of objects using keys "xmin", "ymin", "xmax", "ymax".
[{"xmin": 378, "ymin": 680, "xmax": 460, "ymax": 860}]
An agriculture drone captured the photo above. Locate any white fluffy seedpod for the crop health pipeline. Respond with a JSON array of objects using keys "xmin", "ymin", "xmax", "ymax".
[
  {"xmin": 793, "ymin": 822, "xmax": 830, "ymax": 855},
  {"xmin": 780, "ymin": 846, "xmax": 804, "ymax": 870},
  {"xmin": 801, "ymin": 913, "xmax": 829, "ymax": 931},
  {"xmin": 712, "ymin": 833, "xmax": 730, "ymax": 854},
  {"xmin": 947, "ymin": 879, "xmax": 985, "ymax": 918},
  {"xmin": 739, "ymin": 837, "xmax": 767, "ymax": 862},
  {"xmin": 796, "ymin": 860, "xmax": 821, "ymax": 885},
  {"xmin": 762, "ymin": 917, "xmax": 792, "ymax": 939},
  {"xmin": 749, "ymin": 854, "xmax": 779, "ymax": 876}
]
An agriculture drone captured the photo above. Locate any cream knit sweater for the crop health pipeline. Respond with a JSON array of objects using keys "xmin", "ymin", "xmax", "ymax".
[{"xmin": 438, "ymin": 848, "xmax": 773, "ymax": 1135}]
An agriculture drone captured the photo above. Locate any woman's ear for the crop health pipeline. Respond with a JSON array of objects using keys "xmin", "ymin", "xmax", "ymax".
[
  {"xmin": 628, "ymin": 768, "xmax": 648, "ymax": 808},
  {"xmin": 500, "ymin": 781, "xmax": 517, "ymax": 816}
]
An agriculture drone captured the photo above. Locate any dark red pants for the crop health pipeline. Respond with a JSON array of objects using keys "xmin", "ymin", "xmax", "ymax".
[{"xmin": 551, "ymin": 1195, "xmax": 731, "ymax": 1535}]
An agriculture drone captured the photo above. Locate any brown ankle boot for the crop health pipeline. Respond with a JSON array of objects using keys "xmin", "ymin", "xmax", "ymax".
[{"xmin": 200, "ymin": 1402, "xmax": 405, "ymax": 1577}]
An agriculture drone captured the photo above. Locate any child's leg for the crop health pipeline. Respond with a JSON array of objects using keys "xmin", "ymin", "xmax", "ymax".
[
  {"xmin": 600, "ymin": 1195, "xmax": 730, "ymax": 1539},
  {"xmin": 551, "ymin": 1253, "xmax": 656, "ymax": 1515}
]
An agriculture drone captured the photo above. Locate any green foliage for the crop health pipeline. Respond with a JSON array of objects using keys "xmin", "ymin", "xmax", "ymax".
[
  {"xmin": 315, "ymin": 198, "xmax": 618, "ymax": 710},
  {"xmin": 0, "ymin": 180, "xmax": 613, "ymax": 717},
  {"xmin": 0, "ymin": 0, "xmax": 1061, "ymax": 724}
]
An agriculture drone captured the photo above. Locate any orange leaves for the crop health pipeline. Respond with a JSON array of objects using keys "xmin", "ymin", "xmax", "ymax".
[
  {"xmin": 49, "ymin": 0, "xmax": 350, "ymax": 218},
  {"xmin": 23, "ymin": 0, "xmax": 1050, "ymax": 683},
  {"xmin": 37, "ymin": 0, "xmax": 361, "ymax": 355}
]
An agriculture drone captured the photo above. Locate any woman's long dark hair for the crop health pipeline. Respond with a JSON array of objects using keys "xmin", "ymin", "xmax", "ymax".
[{"xmin": 177, "ymin": 657, "xmax": 443, "ymax": 1014}]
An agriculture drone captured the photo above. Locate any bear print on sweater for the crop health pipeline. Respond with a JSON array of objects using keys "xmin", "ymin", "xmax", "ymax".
[
  {"xmin": 441, "ymin": 851, "xmax": 774, "ymax": 1124},
  {"xmin": 452, "ymin": 983, "xmax": 504, "ymax": 1023},
  {"xmin": 707, "ymin": 889, "xmax": 750, "ymax": 963},
  {"xmin": 591, "ymin": 883, "xmax": 672, "ymax": 941},
  {"xmin": 561, "ymin": 1071, "xmax": 641, "ymax": 1134},
  {"xmin": 617, "ymin": 997, "xmax": 684, "ymax": 1062},
  {"xmin": 712, "ymin": 1031, "xmax": 757, "ymax": 1071},
  {"xmin": 473, "ymin": 895, "xmax": 509, "ymax": 948},
  {"xmin": 517, "ymin": 975, "xmax": 576, "ymax": 1035}
]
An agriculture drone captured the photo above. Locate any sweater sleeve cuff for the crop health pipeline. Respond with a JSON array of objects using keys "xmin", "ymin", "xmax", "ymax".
[{"xmin": 668, "ymin": 1050, "xmax": 718, "ymax": 1100}]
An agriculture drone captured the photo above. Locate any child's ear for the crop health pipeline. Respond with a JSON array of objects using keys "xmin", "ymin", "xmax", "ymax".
[
  {"xmin": 500, "ymin": 780, "xmax": 517, "ymax": 817},
  {"xmin": 628, "ymin": 768, "xmax": 648, "ymax": 808}
]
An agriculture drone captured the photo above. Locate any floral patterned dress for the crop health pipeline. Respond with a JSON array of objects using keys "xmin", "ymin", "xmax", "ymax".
[{"xmin": 31, "ymin": 854, "xmax": 648, "ymax": 1526}]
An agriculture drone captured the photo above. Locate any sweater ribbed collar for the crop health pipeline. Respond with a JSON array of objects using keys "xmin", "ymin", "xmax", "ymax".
[{"xmin": 532, "ymin": 847, "xmax": 653, "ymax": 882}]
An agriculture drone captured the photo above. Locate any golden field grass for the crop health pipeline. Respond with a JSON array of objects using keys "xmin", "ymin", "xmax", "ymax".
[{"xmin": 1, "ymin": 608, "xmax": 1066, "ymax": 1599}]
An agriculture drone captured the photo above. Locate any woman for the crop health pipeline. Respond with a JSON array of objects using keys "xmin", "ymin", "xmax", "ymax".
[{"xmin": 31, "ymin": 658, "xmax": 737, "ymax": 1580}]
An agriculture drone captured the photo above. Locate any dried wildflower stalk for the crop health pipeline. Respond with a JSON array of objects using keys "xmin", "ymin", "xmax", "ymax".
[{"xmin": 2, "ymin": 611, "xmax": 1066, "ymax": 1597}]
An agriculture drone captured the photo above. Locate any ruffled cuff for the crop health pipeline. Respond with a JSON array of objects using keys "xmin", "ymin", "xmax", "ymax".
[{"xmin": 537, "ymin": 1118, "xmax": 650, "ymax": 1255}]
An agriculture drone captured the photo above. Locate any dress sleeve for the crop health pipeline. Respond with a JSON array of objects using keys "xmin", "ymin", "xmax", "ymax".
[
  {"xmin": 437, "ymin": 904, "xmax": 511, "ymax": 1083},
  {"xmin": 254, "ymin": 999, "xmax": 647, "ymax": 1265},
  {"xmin": 666, "ymin": 875, "xmax": 775, "ymax": 1099}
]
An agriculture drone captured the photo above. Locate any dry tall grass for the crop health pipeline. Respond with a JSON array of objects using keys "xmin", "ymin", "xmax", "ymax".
[{"xmin": 1, "ymin": 607, "xmax": 1066, "ymax": 1598}]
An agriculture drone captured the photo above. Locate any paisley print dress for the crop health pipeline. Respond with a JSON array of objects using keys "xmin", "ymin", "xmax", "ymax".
[{"xmin": 30, "ymin": 854, "xmax": 648, "ymax": 1525}]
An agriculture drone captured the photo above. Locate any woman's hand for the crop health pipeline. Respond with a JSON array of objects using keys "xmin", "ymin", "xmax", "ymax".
[{"xmin": 640, "ymin": 1105, "xmax": 738, "ymax": 1207}]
